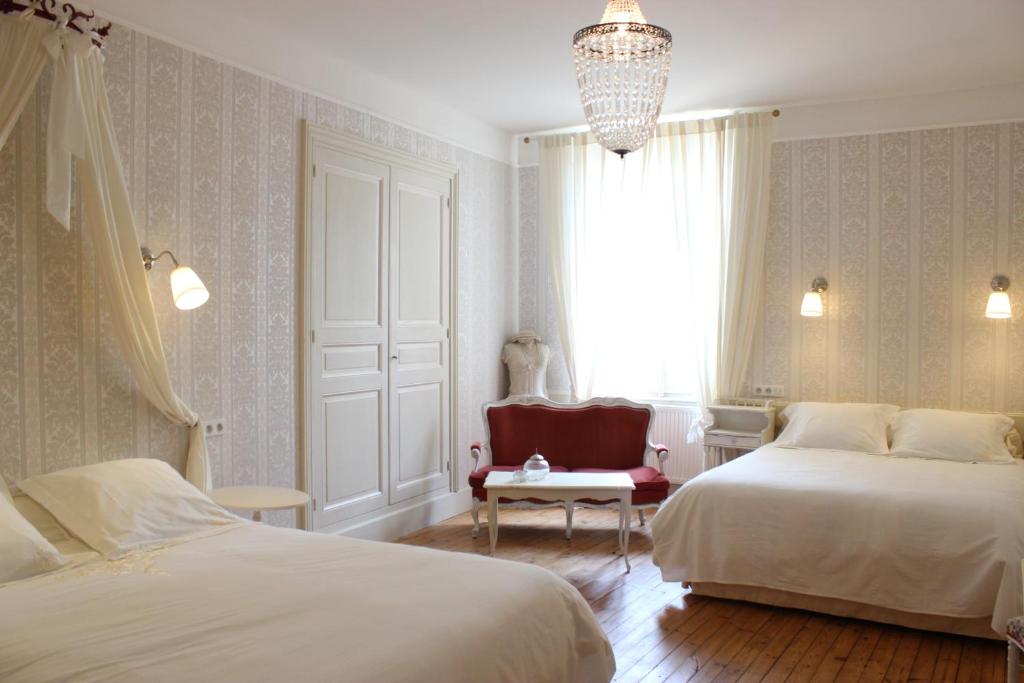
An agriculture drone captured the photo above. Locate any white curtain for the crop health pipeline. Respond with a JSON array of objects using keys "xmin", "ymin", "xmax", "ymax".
[
  {"xmin": 0, "ymin": 18, "xmax": 211, "ymax": 491},
  {"xmin": 0, "ymin": 14, "xmax": 51, "ymax": 150},
  {"xmin": 717, "ymin": 115, "xmax": 773, "ymax": 404},
  {"xmin": 541, "ymin": 113, "xmax": 772, "ymax": 468},
  {"xmin": 673, "ymin": 114, "xmax": 773, "ymax": 468},
  {"xmin": 541, "ymin": 129, "xmax": 699, "ymax": 401}
]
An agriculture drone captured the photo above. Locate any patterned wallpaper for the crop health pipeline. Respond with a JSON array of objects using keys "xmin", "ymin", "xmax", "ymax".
[
  {"xmin": 517, "ymin": 166, "xmax": 570, "ymax": 396},
  {"xmin": 750, "ymin": 123, "xmax": 1024, "ymax": 412},
  {"xmin": 518, "ymin": 122, "xmax": 1024, "ymax": 471},
  {"xmin": 0, "ymin": 25, "xmax": 515, "ymax": 524}
]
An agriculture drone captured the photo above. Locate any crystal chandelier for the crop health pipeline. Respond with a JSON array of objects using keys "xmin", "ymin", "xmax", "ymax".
[{"xmin": 572, "ymin": 0, "xmax": 672, "ymax": 157}]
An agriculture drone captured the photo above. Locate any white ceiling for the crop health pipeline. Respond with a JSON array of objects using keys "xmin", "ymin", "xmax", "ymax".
[{"xmin": 89, "ymin": 0, "xmax": 1024, "ymax": 137}]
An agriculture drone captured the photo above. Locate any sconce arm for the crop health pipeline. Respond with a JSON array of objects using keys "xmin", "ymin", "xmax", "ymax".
[{"xmin": 141, "ymin": 247, "xmax": 180, "ymax": 270}]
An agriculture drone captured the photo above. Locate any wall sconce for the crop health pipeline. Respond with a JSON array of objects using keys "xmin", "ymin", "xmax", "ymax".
[
  {"xmin": 985, "ymin": 275, "xmax": 1011, "ymax": 319},
  {"xmin": 141, "ymin": 247, "xmax": 210, "ymax": 311},
  {"xmin": 800, "ymin": 277, "xmax": 828, "ymax": 317}
]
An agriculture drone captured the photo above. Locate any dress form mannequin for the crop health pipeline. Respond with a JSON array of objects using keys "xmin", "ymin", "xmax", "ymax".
[{"xmin": 502, "ymin": 330, "xmax": 550, "ymax": 398}]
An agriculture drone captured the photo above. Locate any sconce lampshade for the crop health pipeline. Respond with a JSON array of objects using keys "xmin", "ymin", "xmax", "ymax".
[
  {"xmin": 985, "ymin": 290, "xmax": 1011, "ymax": 319},
  {"xmin": 800, "ymin": 276, "xmax": 828, "ymax": 317},
  {"xmin": 800, "ymin": 291, "xmax": 824, "ymax": 317},
  {"xmin": 985, "ymin": 274, "xmax": 1011, "ymax": 319},
  {"xmin": 170, "ymin": 266, "xmax": 210, "ymax": 311}
]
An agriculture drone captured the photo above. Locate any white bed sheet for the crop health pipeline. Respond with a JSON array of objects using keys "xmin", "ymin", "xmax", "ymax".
[
  {"xmin": 0, "ymin": 524, "xmax": 614, "ymax": 683},
  {"xmin": 649, "ymin": 445, "xmax": 1024, "ymax": 637}
]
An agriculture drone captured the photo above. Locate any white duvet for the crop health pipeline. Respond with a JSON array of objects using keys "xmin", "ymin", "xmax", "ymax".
[
  {"xmin": 0, "ymin": 524, "xmax": 614, "ymax": 683},
  {"xmin": 650, "ymin": 446, "xmax": 1024, "ymax": 637}
]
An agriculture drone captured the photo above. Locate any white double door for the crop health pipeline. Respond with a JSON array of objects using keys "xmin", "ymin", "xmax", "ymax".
[{"xmin": 307, "ymin": 131, "xmax": 453, "ymax": 531}]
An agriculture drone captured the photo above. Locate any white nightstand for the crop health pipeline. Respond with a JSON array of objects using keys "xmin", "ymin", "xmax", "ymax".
[
  {"xmin": 703, "ymin": 401, "xmax": 776, "ymax": 470},
  {"xmin": 208, "ymin": 486, "xmax": 309, "ymax": 522}
]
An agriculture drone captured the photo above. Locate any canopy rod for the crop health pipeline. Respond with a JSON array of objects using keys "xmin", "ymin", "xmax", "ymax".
[
  {"xmin": 521, "ymin": 108, "xmax": 781, "ymax": 143},
  {"xmin": 0, "ymin": 0, "xmax": 111, "ymax": 47}
]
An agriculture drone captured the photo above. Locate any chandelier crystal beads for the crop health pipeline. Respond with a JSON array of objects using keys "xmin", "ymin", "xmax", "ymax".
[{"xmin": 572, "ymin": 0, "xmax": 672, "ymax": 157}]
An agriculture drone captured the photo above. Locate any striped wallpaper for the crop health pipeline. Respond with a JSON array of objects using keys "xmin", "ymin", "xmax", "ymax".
[
  {"xmin": 0, "ymin": 24, "xmax": 516, "ymax": 524},
  {"xmin": 519, "ymin": 122, "xmax": 1024, "ymax": 481},
  {"xmin": 750, "ymin": 124, "xmax": 1024, "ymax": 412}
]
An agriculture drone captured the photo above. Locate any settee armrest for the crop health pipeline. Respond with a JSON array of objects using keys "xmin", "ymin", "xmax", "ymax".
[
  {"xmin": 653, "ymin": 444, "xmax": 669, "ymax": 474},
  {"xmin": 470, "ymin": 442, "xmax": 483, "ymax": 469}
]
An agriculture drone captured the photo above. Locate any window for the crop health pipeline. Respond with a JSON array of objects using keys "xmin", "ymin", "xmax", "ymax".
[{"xmin": 544, "ymin": 126, "xmax": 723, "ymax": 402}]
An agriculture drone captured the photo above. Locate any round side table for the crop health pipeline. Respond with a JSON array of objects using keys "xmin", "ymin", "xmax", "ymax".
[{"xmin": 208, "ymin": 486, "xmax": 309, "ymax": 522}]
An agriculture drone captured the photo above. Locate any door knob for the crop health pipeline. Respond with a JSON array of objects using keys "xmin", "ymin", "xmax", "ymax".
[{"xmin": 391, "ymin": 355, "xmax": 398, "ymax": 360}]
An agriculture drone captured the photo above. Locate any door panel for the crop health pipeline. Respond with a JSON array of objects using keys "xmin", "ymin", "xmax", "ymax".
[
  {"xmin": 324, "ymin": 170, "xmax": 381, "ymax": 324},
  {"xmin": 395, "ymin": 341, "xmax": 441, "ymax": 369},
  {"xmin": 397, "ymin": 189, "xmax": 442, "ymax": 323},
  {"xmin": 389, "ymin": 166, "xmax": 451, "ymax": 502},
  {"xmin": 323, "ymin": 345, "xmax": 380, "ymax": 377},
  {"xmin": 396, "ymin": 383, "xmax": 443, "ymax": 483},
  {"xmin": 310, "ymin": 148, "xmax": 390, "ymax": 528},
  {"xmin": 324, "ymin": 391, "xmax": 382, "ymax": 504}
]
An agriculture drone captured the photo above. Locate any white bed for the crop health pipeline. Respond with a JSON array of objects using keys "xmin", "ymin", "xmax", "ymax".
[
  {"xmin": 0, "ymin": 520, "xmax": 614, "ymax": 682},
  {"xmin": 649, "ymin": 445, "xmax": 1024, "ymax": 640}
]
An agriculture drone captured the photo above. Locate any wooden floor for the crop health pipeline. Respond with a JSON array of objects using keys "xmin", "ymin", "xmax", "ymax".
[{"xmin": 397, "ymin": 507, "xmax": 1012, "ymax": 683}]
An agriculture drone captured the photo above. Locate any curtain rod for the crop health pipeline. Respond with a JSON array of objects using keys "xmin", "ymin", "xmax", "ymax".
[
  {"xmin": 520, "ymin": 108, "xmax": 781, "ymax": 143},
  {"xmin": 0, "ymin": 0, "xmax": 110, "ymax": 47}
]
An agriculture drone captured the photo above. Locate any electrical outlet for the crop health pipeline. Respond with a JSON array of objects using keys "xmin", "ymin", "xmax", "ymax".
[
  {"xmin": 204, "ymin": 418, "xmax": 227, "ymax": 438},
  {"xmin": 752, "ymin": 385, "xmax": 786, "ymax": 397}
]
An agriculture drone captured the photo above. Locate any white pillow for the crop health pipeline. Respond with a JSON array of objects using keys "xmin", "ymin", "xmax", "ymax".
[
  {"xmin": 0, "ymin": 494, "xmax": 65, "ymax": 583},
  {"xmin": 12, "ymin": 494, "xmax": 96, "ymax": 558},
  {"xmin": 18, "ymin": 459, "xmax": 242, "ymax": 557},
  {"xmin": 12, "ymin": 493, "xmax": 71, "ymax": 544},
  {"xmin": 890, "ymin": 409, "xmax": 1015, "ymax": 463},
  {"xmin": 774, "ymin": 402, "xmax": 900, "ymax": 453}
]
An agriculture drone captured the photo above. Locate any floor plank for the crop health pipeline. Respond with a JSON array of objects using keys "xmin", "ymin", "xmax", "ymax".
[{"xmin": 397, "ymin": 508, "xmax": 1005, "ymax": 682}]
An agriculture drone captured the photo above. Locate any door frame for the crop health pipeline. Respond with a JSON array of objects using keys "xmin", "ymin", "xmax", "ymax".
[{"xmin": 300, "ymin": 121, "xmax": 460, "ymax": 531}]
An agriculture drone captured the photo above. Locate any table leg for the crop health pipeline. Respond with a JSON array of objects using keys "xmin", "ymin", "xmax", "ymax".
[
  {"xmin": 619, "ymin": 497, "xmax": 631, "ymax": 573},
  {"xmin": 488, "ymin": 495, "xmax": 499, "ymax": 555}
]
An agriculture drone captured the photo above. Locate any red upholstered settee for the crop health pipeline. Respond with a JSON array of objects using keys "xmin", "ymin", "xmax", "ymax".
[{"xmin": 468, "ymin": 397, "xmax": 670, "ymax": 538}]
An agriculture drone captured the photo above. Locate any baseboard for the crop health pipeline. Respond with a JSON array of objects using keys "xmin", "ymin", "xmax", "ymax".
[{"xmin": 317, "ymin": 487, "xmax": 473, "ymax": 542}]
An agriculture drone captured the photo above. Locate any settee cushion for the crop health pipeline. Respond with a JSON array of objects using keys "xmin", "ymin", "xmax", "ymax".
[
  {"xmin": 571, "ymin": 466, "xmax": 670, "ymax": 506},
  {"xmin": 467, "ymin": 465, "xmax": 570, "ymax": 490},
  {"xmin": 570, "ymin": 466, "xmax": 670, "ymax": 493},
  {"xmin": 486, "ymin": 404, "xmax": 651, "ymax": 470}
]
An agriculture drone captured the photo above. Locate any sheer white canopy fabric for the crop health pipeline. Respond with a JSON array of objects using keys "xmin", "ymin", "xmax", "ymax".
[
  {"xmin": 0, "ymin": 17, "xmax": 210, "ymax": 491},
  {"xmin": 540, "ymin": 113, "xmax": 772, "ymax": 470},
  {"xmin": 0, "ymin": 14, "xmax": 51, "ymax": 150}
]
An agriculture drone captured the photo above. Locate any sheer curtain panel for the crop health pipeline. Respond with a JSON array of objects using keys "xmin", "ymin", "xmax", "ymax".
[
  {"xmin": 0, "ymin": 14, "xmax": 51, "ymax": 149},
  {"xmin": 540, "ymin": 113, "xmax": 772, "ymax": 471}
]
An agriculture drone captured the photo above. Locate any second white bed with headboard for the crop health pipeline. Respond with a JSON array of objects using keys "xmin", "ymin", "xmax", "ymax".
[{"xmin": 650, "ymin": 403, "xmax": 1024, "ymax": 640}]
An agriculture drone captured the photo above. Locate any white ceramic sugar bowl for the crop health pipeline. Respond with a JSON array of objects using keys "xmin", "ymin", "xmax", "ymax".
[{"xmin": 523, "ymin": 451, "xmax": 550, "ymax": 481}]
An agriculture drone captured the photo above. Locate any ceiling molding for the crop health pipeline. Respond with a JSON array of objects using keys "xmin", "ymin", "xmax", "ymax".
[{"xmin": 86, "ymin": 1, "xmax": 515, "ymax": 164}]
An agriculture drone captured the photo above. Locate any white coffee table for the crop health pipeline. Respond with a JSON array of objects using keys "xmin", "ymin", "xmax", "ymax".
[{"xmin": 483, "ymin": 471, "xmax": 636, "ymax": 572}]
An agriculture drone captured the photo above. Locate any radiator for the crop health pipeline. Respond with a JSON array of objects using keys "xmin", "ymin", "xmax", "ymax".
[{"xmin": 650, "ymin": 403, "xmax": 705, "ymax": 484}]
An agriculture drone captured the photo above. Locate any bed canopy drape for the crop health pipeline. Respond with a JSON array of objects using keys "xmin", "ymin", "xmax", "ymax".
[{"xmin": 0, "ymin": 9, "xmax": 210, "ymax": 491}]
